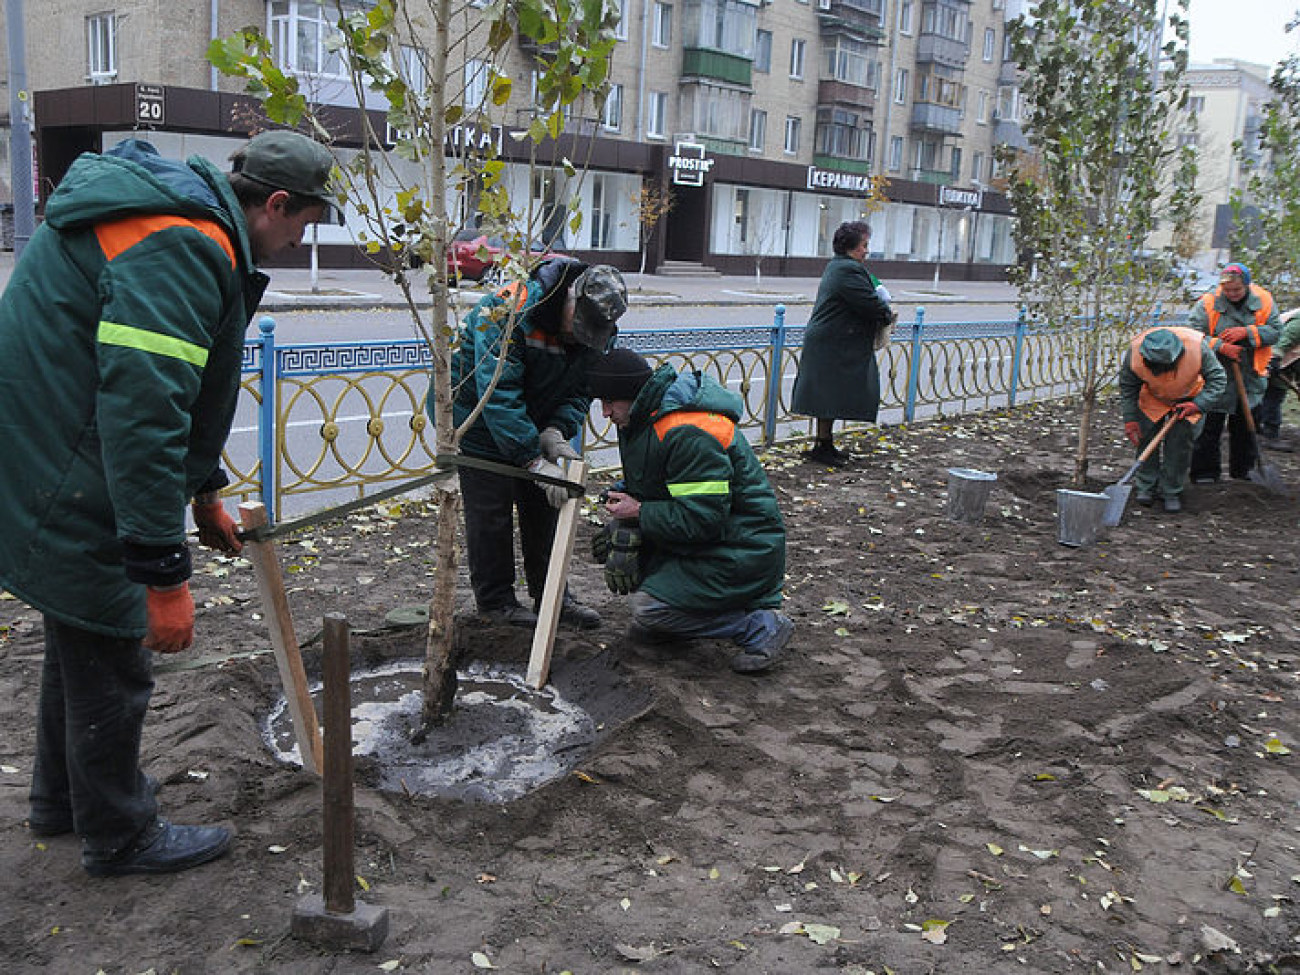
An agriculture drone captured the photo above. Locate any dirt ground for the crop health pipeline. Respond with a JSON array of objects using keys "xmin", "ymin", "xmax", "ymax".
[{"xmin": 3, "ymin": 395, "xmax": 1300, "ymax": 975}]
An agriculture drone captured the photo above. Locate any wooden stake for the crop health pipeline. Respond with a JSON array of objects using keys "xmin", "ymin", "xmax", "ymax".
[
  {"xmin": 526, "ymin": 460, "xmax": 587, "ymax": 689},
  {"xmin": 320, "ymin": 614, "xmax": 356, "ymax": 915},
  {"xmin": 239, "ymin": 501, "xmax": 323, "ymax": 774}
]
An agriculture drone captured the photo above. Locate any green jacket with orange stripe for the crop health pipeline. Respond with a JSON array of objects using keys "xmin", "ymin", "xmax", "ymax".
[
  {"xmin": 617, "ymin": 364, "xmax": 786, "ymax": 612},
  {"xmin": 0, "ymin": 139, "xmax": 267, "ymax": 637}
]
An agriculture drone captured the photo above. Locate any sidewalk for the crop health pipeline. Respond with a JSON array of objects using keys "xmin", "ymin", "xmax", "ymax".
[{"xmin": 0, "ymin": 249, "xmax": 1018, "ymax": 312}]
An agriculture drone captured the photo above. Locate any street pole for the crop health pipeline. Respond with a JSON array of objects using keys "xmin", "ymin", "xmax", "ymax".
[{"xmin": 6, "ymin": 0, "xmax": 36, "ymax": 257}]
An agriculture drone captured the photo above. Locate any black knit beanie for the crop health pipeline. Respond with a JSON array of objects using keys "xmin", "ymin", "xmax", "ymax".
[{"xmin": 587, "ymin": 347, "xmax": 653, "ymax": 401}]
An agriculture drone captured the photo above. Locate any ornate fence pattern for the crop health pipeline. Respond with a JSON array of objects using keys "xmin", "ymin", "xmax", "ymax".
[{"xmin": 227, "ymin": 306, "xmax": 1187, "ymax": 520}]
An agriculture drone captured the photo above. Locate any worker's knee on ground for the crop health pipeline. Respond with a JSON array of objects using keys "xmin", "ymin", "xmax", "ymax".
[{"xmin": 630, "ymin": 590, "xmax": 669, "ymax": 629}]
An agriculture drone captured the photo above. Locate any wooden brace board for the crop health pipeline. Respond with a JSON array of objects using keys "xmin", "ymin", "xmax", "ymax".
[{"xmin": 526, "ymin": 460, "xmax": 588, "ymax": 689}]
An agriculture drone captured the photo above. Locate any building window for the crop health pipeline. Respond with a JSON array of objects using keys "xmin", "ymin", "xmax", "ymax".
[
  {"xmin": 976, "ymin": 89, "xmax": 988, "ymax": 123},
  {"xmin": 790, "ymin": 38, "xmax": 806, "ymax": 79},
  {"xmin": 983, "ymin": 27, "xmax": 996, "ymax": 61},
  {"xmin": 888, "ymin": 136, "xmax": 903, "ymax": 171},
  {"xmin": 87, "ymin": 12, "xmax": 117, "ymax": 83},
  {"xmin": 399, "ymin": 45, "xmax": 428, "ymax": 92},
  {"xmin": 603, "ymin": 84, "xmax": 624, "ymax": 130},
  {"xmin": 899, "ymin": 0, "xmax": 913, "ymax": 33},
  {"xmin": 824, "ymin": 37, "xmax": 875, "ymax": 88},
  {"xmin": 653, "ymin": 2, "xmax": 673, "ymax": 47},
  {"xmin": 950, "ymin": 147, "xmax": 962, "ymax": 180},
  {"xmin": 816, "ymin": 108, "xmax": 873, "ymax": 162},
  {"xmin": 922, "ymin": 1, "xmax": 968, "ymax": 43},
  {"xmin": 269, "ymin": 0, "xmax": 367, "ymax": 78},
  {"xmin": 648, "ymin": 90, "xmax": 668, "ymax": 138},
  {"xmin": 784, "ymin": 115, "xmax": 801, "ymax": 154},
  {"xmin": 1176, "ymin": 132, "xmax": 1199, "ymax": 148},
  {"xmin": 612, "ymin": 0, "xmax": 628, "ymax": 39},
  {"xmin": 683, "ymin": 82, "xmax": 748, "ymax": 141},
  {"xmin": 464, "ymin": 58, "xmax": 489, "ymax": 109},
  {"xmin": 754, "ymin": 29, "xmax": 772, "ymax": 72},
  {"xmin": 971, "ymin": 150, "xmax": 984, "ymax": 181},
  {"xmin": 1188, "ymin": 95, "xmax": 1205, "ymax": 114},
  {"xmin": 749, "ymin": 109, "xmax": 767, "ymax": 151},
  {"xmin": 893, "ymin": 68, "xmax": 909, "ymax": 105},
  {"xmin": 685, "ymin": 0, "xmax": 757, "ymax": 57}
]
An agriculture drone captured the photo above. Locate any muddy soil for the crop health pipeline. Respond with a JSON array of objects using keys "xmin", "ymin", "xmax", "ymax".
[{"xmin": 2, "ymin": 396, "xmax": 1300, "ymax": 975}]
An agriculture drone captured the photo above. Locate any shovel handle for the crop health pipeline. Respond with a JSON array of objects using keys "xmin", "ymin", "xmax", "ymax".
[
  {"xmin": 1134, "ymin": 412, "xmax": 1177, "ymax": 464},
  {"xmin": 1230, "ymin": 362, "xmax": 1260, "ymax": 436}
]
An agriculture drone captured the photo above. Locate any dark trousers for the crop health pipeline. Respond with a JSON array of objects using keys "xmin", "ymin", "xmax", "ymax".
[
  {"xmin": 31, "ymin": 616, "xmax": 158, "ymax": 856},
  {"xmin": 459, "ymin": 464, "xmax": 559, "ymax": 611},
  {"xmin": 1259, "ymin": 382, "xmax": 1287, "ymax": 436},
  {"xmin": 1190, "ymin": 408, "xmax": 1260, "ymax": 480}
]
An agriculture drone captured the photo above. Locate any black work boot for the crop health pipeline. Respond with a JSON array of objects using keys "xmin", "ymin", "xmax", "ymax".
[{"xmin": 83, "ymin": 819, "xmax": 231, "ymax": 877}]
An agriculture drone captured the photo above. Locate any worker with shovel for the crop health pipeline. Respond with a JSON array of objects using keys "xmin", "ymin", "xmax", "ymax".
[
  {"xmin": 1257, "ymin": 308, "xmax": 1300, "ymax": 450},
  {"xmin": 1118, "ymin": 327, "xmax": 1226, "ymax": 513},
  {"xmin": 1188, "ymin": 264, "xmax": 1280, "ymax": 483}
]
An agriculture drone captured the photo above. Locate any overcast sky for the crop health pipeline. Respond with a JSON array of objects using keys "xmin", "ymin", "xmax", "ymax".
[{"xmin": 1181, "ymin": 0, "xmax": 1298, "ymax": 70}]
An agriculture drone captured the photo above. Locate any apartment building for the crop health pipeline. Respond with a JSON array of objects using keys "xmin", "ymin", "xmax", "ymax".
[{"xmin": 6, "ymin": 0, "xmax": 1018, "ymax": 277}]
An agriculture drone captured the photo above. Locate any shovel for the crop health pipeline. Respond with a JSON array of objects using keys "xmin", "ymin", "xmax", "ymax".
[
  {"xmin": 1101, "ymin": 412, "xmax": 1177, "ymax": 526},
  {"xmin": 1230, "ymin": 361, "xmax": 1289, "ymax": 494}
]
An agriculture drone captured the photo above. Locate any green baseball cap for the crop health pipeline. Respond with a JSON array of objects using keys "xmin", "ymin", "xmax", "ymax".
[{"xmin": 235, "ymin": 131, "xmax": 338, "ymax": 216}]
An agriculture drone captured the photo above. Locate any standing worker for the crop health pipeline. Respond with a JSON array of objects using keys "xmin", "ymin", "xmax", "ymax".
[
  {"xmin": 1257, "ymin": 307, "xmax": 1300, "ymax": 449},
  {"xmin": 1188, "ymin": 264, "xmax": 1280, "ymax": 483},
  {"xmin": 1118, "ymin": 327, "xmax": 1227, "ymax": 513},
  {"xmin": 444, "ymin": 257, "xmax": 627, "ymax": 629},
  {"xmin": 0, "ymin": 131, "xmax": 337, "ymax": 875},
  {"xmin": 790, "ymin": 220, "xmax": 893, "ymax": 465},
  {"xmin": 587, "ymin": 348, "xmax": 793, "ymax": 674}
]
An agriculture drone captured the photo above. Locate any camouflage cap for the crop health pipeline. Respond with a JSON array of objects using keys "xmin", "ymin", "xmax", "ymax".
[
  {"xmin": 1139, "ymin": 328, "xmax": 1184, "ymax": 366},
  {"xmin": 570, "ymin": 265, "xmax": 629, "ymax": 350},
  {"xmin": 236, "ymin": 131, "xmax": 337, "ymax": 214}
]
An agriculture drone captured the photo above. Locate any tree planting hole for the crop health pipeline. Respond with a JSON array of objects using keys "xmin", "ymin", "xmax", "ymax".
[{"xmin": 263, "ymin": 652, "xmax": 651, "ymax": 802}]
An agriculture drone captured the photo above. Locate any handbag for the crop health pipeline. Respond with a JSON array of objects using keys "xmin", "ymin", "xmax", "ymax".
[{"xmin": 874, "ymin": 310, "xmax": 897, "ymax": 351}]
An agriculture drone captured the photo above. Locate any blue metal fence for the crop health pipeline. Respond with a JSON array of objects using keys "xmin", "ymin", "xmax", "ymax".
[{"xmin": 231, "ymin": 305, "xmax": 1187, "ymax": 521}]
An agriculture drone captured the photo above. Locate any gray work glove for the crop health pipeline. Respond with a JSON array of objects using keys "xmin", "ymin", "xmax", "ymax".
[
  {"xmin": 539, "ymin": 426, "xmax": 581, "ymax": 462},
  {"xmin": 604, "ymin": 524, "xmax": 643, "ymax": 595},
  {"xmin": 591, "ymin": 522, "xmax": 613, "ymax": 564},
  {"xmin": 527, "ymin": 456, "xmax": 571, "ymax": 509}
]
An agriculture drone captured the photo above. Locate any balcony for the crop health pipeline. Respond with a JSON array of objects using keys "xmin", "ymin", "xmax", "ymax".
[
  {"xmin": 910, "ymin": 102, "xmax": 963, "ymax": 135},
  {"xmin": 817, "ymin": 79, "xmax": 876, "ymax": 111},
  {"xmin": 916, "ymin": 33, "xmax": 969, "ymax": 69},
  {"xmin": 682, "ymin": 48, "xmax": 752, "ymax": 87},
  {"xmin": 993, "ymin": 118, "xmax": 1027, "ymax": 148},
  {"xmin": 817, "ymin": 0, "xmax": 885, "ymax": 37}
]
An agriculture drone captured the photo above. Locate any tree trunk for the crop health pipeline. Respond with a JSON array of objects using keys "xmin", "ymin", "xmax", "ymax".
[{"xmin": 419, "ymin": 485, "xmax": 462, "ymax": 730}]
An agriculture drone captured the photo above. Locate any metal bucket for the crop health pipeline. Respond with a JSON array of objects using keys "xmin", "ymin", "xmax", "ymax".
[
  {"xmin": 1056, "ymin": 489, "xmax": 1109, "ymax": 547},
  {"xmin": 946, "ymin": 468, "xmax": 998, "ymax": 525}
]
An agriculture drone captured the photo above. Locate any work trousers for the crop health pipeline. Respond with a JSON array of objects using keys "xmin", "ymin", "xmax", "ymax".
[
  {"xmin": 630, "ymin": 591, "xmax": 783, "ymax": 651},
  {"xmin": 1259, "ymin": 380, "xmax": 1287, "ymax": 436},
  {"xmin": 459, "ymin": 464, "xmax": 558, "ymax": 611},
  {"xmin": 1133, "ymin": 412, "xmax": 1203, "ymax": 498},
  {"xmin": 1190, "ymin": 407, "xmax": 1260, "ymax": 481},
  {"xmin": 31, "ymin": 615, "xmax": 158, "ymax": 856}
]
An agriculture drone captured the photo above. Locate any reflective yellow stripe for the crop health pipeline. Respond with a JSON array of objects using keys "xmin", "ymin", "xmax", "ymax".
[
  {"xmin": 97, "ymin": 321, "xmax": 208, "ymax": 367},
  {"xmin": 668, "ymin": 480, "xmax": 729, "ymax": 497}
]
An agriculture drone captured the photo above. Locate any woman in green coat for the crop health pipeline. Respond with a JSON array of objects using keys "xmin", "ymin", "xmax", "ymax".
[{"xmin": 790, "ymin": 220, "xmax": 892, "ymax": 465}]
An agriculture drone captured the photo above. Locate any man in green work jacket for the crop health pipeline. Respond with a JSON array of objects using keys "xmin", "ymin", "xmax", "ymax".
[
  {"xmin": 588, "ymin": 348, "xmax": 793, "ymax": 674},
  {"xmin": 0, "ymin": 131, "xmax": 335, "ymax": 876}
]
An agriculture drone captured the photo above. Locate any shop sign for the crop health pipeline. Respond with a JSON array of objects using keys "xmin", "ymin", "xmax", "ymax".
[
  {"xmin": 939, "ymin": 185, "xmax": 983, "ymax": 209},
  {"xmin": 386, "ymin": 121, "xmax": 503, "ymax": 156},
  {"xmin": 668, "ymin": 141, "xmax": 715, "ymax": 187},
  {"xmin": 806, "ymin": 166, "xmax": 874, "ymax": 193}
]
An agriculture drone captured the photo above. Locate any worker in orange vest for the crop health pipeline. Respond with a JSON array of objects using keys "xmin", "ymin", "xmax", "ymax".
[{"xmin": 1188, "ymin": 263, "xmax": 1280, "ymax": 482}]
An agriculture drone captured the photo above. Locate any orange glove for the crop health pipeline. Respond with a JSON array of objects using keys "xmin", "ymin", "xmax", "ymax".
[
  {"xmin": 1124, "ymin": 421, "xmax": 1142, "ymax": 447},
  {"xmin": 1171, "ymin": 401, "xmax": 1201, "ymax": 422},
  {"xmin": 1218, "ymin": 326, "xmax": 1249, "ymax": 344},
  {"xmin": 1218, "ymin": 342, "xmax": 1244, "ymax": 362},
  {"xmin": 192, "ymin": 499, "xmax": 242, "ymax": 554},
  {"xmin": 144, "ymin": 583, "xmax": 194, "ymax": 654}
]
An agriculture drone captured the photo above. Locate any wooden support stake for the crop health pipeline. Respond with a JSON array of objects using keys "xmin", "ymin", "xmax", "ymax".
[
  {"xmin": 239, "ymin": 501, "xmax": 323, "ymax": 774},
  {"xmin": 526, "ymin": 460, "xmax": 587, "ymax": 689},
  {"xmin": 320, "ymin": 613, "xmax": 356, "ymax": 915}
]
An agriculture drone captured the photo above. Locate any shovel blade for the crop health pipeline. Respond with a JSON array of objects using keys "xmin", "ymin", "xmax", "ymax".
[
  {"xmin": 1248, "ymin": 462, "xmax": 1290, "ymax": 496},
  {"xmin": 1101, "ymin": 483, "xmax": 1131, "ymax": 527}
]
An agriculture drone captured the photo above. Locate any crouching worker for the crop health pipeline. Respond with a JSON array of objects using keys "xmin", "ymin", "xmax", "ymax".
[
  {"xmin": 587, "ymin": 348, "xmax": 793, "ymax": 673},
  {"xmin": 1117, "ymin": 326, "xmax": 1226, "ymax": 513}
]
